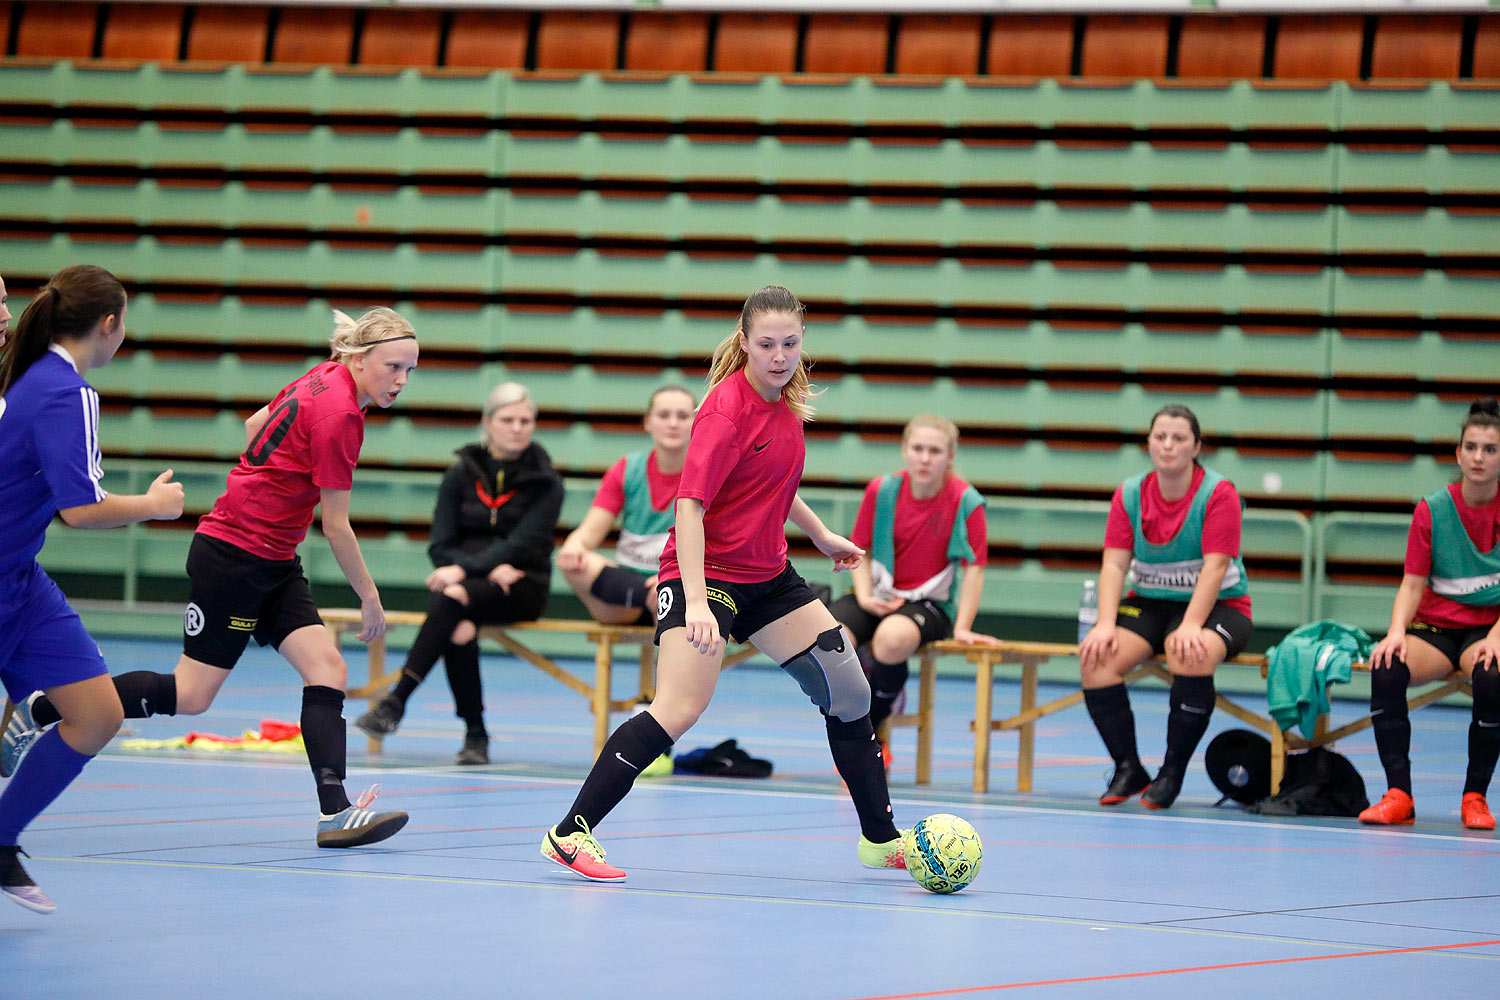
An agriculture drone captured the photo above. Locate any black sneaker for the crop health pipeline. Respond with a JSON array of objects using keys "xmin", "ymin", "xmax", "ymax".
[
  {"xmin": 1141, "ymin": 763, "xmax": 1186, "ymax": 810},
  {"xmin": 1099, "ymin": 761, "xmax": 1151, "ymax": 806},
  {"xmin": 353, "ymin": 695, "xmax": 404, "ymax": 738},
  {"xmin": 456, "ymin": 732, "xmax": 489, "ymax": 765},
  {"xmin": 1, "ymin": 846, "xmax": 55, "ymax": 914}
]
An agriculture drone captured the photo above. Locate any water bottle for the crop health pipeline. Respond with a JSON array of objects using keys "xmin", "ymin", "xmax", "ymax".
[{"xmin": 1077, "ymin": 579, "xmax": 1098, "ymax": 645}]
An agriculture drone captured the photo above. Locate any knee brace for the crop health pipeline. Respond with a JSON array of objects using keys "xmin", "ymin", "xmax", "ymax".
[
  {"xmin": 781, "ymin": 626, "xmax": 871, "ymax": 723},
  {"xmin": 589, "ymin": 566, "xmax": 650, "ymax": 609}
]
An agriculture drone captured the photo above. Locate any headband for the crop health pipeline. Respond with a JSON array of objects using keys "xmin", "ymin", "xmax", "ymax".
[{"xmin": 365, "ymin": 334, "xmax": 417, "ymax": 346}]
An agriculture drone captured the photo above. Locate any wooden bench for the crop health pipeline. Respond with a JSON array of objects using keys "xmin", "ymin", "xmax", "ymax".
[
  {"xmin": 888, "ymin": 640, "xmax": 1470, "ymax": 796},
  {"xmin": 319, "ymin": 609, "xmax": 755, "ymax": 757}
]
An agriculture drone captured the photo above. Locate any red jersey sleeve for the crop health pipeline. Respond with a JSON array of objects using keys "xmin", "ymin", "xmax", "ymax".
[
  {"xmin": 1104, "ymin": 485, "xmax": 1133, "ymax": 550},
  {"xmin": 309, "ymin": 410, "xmax": 363, "ymax": 491},
  {"xmin": 1201, "ymin": 479, "xmax": 1243, "ymax": 556},
  {"xmin": 677, "ymin": 412, "xmax": 739, "ymax": 510},
  {"xmin": 1403, "ymin": 500, "xmax": 1434, "ymax": 577},
  {"xmin": 591, "ymin": 457, "xmax": 629, "ymax": 515},
  {"xmin": 963, "ymin": 502, "xmax": 989, "ymax": 566},
  {"xmin": 850, "ymin": 478, "xmax": 881, "ymax": 550}
]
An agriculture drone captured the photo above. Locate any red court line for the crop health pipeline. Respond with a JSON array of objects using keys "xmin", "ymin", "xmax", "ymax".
[{"xmin": 852, "ymin": 938, "xmax": 1500, "ymax": 999}]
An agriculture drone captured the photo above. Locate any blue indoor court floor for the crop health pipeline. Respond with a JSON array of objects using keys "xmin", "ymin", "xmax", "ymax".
[{"xmin": 3, "ymin": 638, "xmax": 1497, "ymax": 999}]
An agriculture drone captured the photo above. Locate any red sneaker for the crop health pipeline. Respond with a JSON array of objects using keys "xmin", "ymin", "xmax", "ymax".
[
  {"xmin": 1461, "ymin": 792, "xmax": 1495, "ymax": 831},
  {"xmin": 1359, "ymin": 788, "xmax": 1415, "ymax": 826}
]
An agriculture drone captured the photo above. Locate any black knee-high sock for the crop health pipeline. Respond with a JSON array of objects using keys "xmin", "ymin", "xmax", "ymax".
[
  {"xmin": 391, "ymin": 592, "xmax": 466, "ymax": 704},
  {"xmin": 444, "ymin": 640, "xmax": 486, "ymax": 734},
  {"xmin": 1370, "ymin": 658, "xmax": 1413, "ymax": 794},
  {"xmin": 827, "ymin": 713, "xmax": 900, "ymax": 843},
  {"xmin": 1163, "ymin": 675, "xmax": 1215, "ymax": 770},
  {"xmin": 301, "ymin": 685, "xmax": 351, "ymax": 815},
  {"xmin": 555, "ymin": 711, "xmax": 673, "ymax": 837},
  {"xmin": 866, "ymin": 652, "xmax": 909, "ymax": 731},
  {"xmin": 31, "ymin": 671, "xmax": 178, "ymax": 728},
  {"xmin": 1083, "ymin": 683, "xmax": 1142, "ymax": 769},
  {"xmin": 1465, "ymin": 661, "xmax": 1500, "ymax": 796}
]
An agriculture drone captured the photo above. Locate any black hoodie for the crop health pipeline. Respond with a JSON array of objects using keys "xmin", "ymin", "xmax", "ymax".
[{"xmin": 427, "ymin": 441, "xmax": 564, "ymax": 589}]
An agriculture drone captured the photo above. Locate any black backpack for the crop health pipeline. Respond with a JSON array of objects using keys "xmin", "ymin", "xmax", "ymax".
[
  {"xmin": 1245, "ymin": 748, "xmax": 1370, "ymax": 817},
  {"xmin": 1206, "ymin": 729, "xmax": 1370, "ymax": 817}
]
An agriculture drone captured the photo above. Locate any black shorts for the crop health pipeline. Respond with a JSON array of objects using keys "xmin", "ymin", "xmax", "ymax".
[
  {"xmin": 182, "ymin": 533, "xmax": 325, "ymax": 669},
  {"xmin": 1115, "ymin": 595, "xmax": 1253, "ymax": 659},
  {"xmin": 828, "ymin": 591, "xmax": 952, "ymax": 648},
  {"xmin": 1408, "ymin": 621, "xmax": 1491, "ymax": 668},
  {"xmin": 653, "ymin": 563, "xmax": 820, "ymax": 645}
]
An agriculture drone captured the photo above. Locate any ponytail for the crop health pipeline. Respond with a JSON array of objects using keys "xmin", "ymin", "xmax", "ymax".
[
  {"xmin": 0, "ymin": 266, "xmax": 126, "ymax": 397},
  {"xmin": 707, "ymin": 285, "xmax": 819, "ymax": 423}
]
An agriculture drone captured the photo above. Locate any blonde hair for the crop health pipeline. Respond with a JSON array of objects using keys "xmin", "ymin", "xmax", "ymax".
[
  {"xmin": 646, "ymin": 384, "xmax": 697, "ymax": 414},
  {"xmin": 706, "ymin": 285, "xmax": 819, "ymax": 422},
  {"xmin": 480, "ymin": 381, "xmax": 535, "ymax": 448},
  {"xmin": 903, "ymin": 414, "xmax": 959, "ymax": 454},
  {"xmin": 483, "ymin": 381, "xmax": 534, "ymax": 420},
  {"xmin": 328, "ymin": 307, "xmax": 416, "ymax": 363}
]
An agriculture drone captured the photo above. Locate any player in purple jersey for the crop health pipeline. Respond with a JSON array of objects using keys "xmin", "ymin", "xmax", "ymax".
[{"xmin": 0, "ymin": 265, "xmax": 184, "ymax": 913}]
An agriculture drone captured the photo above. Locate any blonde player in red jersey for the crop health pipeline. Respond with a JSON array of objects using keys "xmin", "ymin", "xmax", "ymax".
[
  {"xmin": 8, "ymin": 308, "xmax": 418, "ymax": 848},
  {"xmin": 538, "ymin": 286, "xmax": 906, "ymax": 882}
]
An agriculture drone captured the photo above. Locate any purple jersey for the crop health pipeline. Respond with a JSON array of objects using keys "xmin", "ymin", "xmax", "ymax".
[{"xmin": 0, "ymin": 346, "xmax": 106, "ymax": 604}]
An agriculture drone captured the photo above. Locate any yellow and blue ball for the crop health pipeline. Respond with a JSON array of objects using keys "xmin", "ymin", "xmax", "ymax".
[{"xmin": 903, "ymin": 813, "xmax": 983, "ymax": 894}]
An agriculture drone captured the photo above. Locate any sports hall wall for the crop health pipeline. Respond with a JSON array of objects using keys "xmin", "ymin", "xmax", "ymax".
[{"xmin": 3, "ymin": 3, "xmax": 1497, "ymax": 642}]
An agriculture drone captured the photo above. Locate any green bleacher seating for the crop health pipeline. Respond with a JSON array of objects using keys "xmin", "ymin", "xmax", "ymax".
[
  {"xmin": 1328, "ymin": 331, "xmax": 1491, "ymax": 381},
  {"xmin": 5, "ymin": 64, "xmax": 1496, "ymax": 636}
]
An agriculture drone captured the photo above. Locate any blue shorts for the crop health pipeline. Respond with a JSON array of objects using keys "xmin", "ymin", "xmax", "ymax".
[{"xmin": 0, "ymin": 564, "xmax": 109, "ymax": 703}]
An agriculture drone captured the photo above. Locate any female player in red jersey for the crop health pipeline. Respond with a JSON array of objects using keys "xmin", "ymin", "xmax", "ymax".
[
  {"xmin": 6, "ymin": 308, "xmax": 418, "ymax": 848},
  {"xmin": 1360, "ymin": 398, "xmax": 1500, "ymax": 830},
  {"xmin": 556, "ymin": 385, "xmax": 695, "ymax": 626},
  {"xmin": 1077, "ymin": 405, "xmax": 1253, "ymax": 809},
  {"xmin": 0, "ymin": 265, "xmax": 184, "ymax": 912},
  {"xmin": 539, "ymin": 286, "xmax": 907, "ymax": 882},
  {"xmin": 830, "ymin": 414, "xmax": 998, "ymax": 759}
]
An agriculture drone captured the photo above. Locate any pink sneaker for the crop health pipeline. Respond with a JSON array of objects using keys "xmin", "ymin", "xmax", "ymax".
[{"xmin": 542, "ymin": 818, "xmax": 627, "ymax": 882}]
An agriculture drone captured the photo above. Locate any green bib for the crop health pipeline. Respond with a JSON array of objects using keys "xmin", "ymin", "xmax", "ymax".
[
  {"xmin": 1424, "ymin": 486, "xmax": 1500, "ymax": 606},
  {"xmin": 1121, "ymin": 467, "xmax": 1248, "ymax": 602},
  {"xmin": 869, "ymin": 473, "xmax": 985, "ymax": 622},
  {"xmin": 614, "ymin": 451, "xmax": 675, "ymax": 575}
]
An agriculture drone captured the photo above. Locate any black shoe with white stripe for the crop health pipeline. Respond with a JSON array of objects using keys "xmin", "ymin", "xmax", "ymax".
[{"xmin": 1, "ymin": 846, "xmax": 56, "ymax": 915}]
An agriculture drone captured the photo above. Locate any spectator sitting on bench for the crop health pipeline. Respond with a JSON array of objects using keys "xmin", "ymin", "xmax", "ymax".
[
  {"xmin": 828, "ymin": 414, "xmax": 998, "ymax": 768},
  {"xmin": 1078, "ymin": 404, "xmax": 1254, "ymax": 810},
  {"xmin": 1360, "ymin": 397, "xmax": 1500, "ymax": 831},
  {"xmin": 355, "ymin": 382, "xmax": 563, "ymax": 765},
  {"xmin": 557, "ymin": 385, "xmax": 695, "ymax": 626}
]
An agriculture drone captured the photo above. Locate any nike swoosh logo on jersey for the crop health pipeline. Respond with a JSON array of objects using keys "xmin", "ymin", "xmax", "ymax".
[
  {"xmin": 548, "ymin": 831, "xmax": 579, "ymax": 865},
  {"xmin": 753, "ymin": 439, "xmax": 772, "ymax": 452},
  {"xmin": 615, "ymin": 752, "xmax": 640, "ymax": 770}
]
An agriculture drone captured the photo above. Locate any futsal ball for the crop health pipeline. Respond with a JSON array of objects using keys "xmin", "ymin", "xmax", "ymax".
[{"xmin": 903, "ymin": 813, "xmax": 983, "ymax": 894}]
